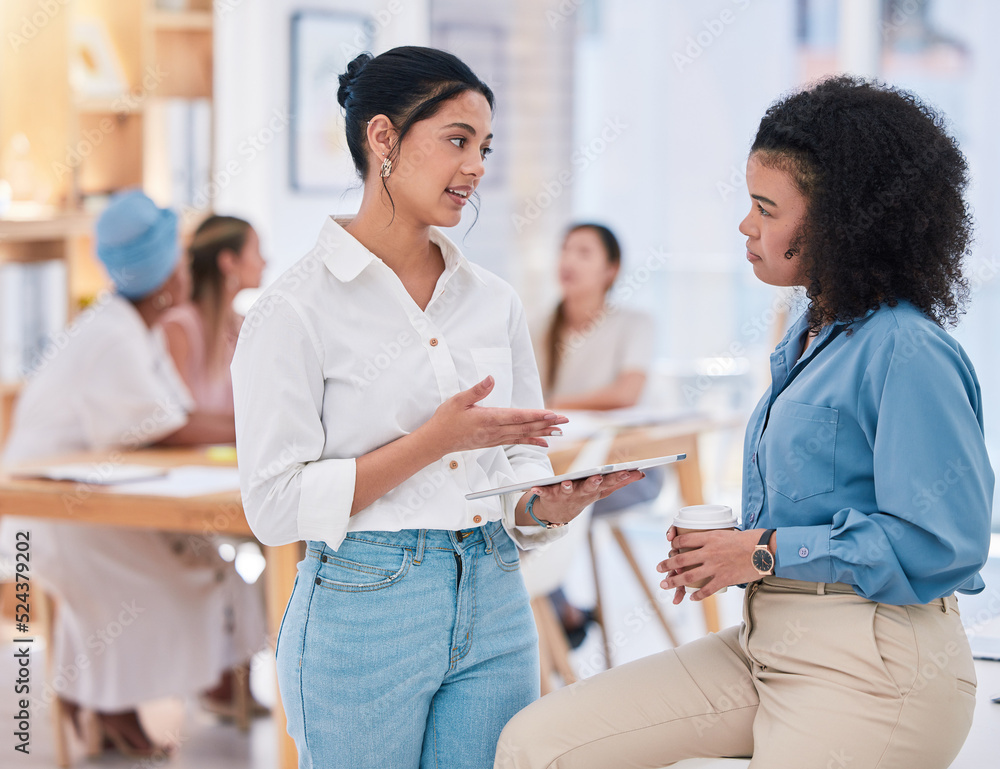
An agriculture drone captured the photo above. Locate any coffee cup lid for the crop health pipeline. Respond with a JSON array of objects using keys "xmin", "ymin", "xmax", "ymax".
[{"xmin": 672, "ymin": 504, "xmax": 738, "ymax": 529}]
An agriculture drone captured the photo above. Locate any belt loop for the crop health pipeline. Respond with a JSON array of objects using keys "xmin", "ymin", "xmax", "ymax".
[
  {"xmin": 816, "ymin": 582, "xmax": 826, "ymax": 596},
  {"xmin": 413, "ymin": 529, "xmax": 426, "ymax": 565},
  {"xmin": 940, "ymin": 596, "xmax": 949, "ymax": 613},
  {"xmin": 483, "ymin": 521, "xmax": 494, "ymax": 553}
]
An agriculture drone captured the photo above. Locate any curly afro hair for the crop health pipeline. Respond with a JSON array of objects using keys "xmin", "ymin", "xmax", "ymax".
[{"xmin": 751, "ymin": 75, "xmax": 973, "ymax": 330}]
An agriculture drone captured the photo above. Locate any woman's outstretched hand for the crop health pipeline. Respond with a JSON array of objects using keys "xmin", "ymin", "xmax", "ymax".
[
  {"xmin": 423, "ymin": 376, "xmax": 568, "ymax": 457},
  {"xmin": 423, "ymin": 377, "xmax": 648, "ymax": 528}
]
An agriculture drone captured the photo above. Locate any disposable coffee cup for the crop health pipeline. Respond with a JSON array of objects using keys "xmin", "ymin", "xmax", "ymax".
[{"xmin": 671, "ymin": 504, "xmax": 739, "ymax": 592}]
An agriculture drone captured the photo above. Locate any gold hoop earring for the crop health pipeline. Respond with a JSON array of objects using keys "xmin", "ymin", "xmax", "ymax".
[{"xmin": 380, "ymin": 155, "xmax": 392, "ymax": 179}]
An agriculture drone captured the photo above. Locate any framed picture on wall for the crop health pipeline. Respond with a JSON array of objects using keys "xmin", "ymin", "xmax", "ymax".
[{"xmin": 289, "ymin": 10, "xmax": 375, "ymax": 193}]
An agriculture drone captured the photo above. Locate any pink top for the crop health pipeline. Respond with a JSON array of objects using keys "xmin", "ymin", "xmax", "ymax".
[{"xmin": 159, "ymin": 302, "xmax": 241, "ymax": 415}]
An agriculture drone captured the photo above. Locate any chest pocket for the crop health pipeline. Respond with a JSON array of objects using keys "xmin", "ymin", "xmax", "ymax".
[
  {"xmin": 763, "ymin": 400, "xmax": 838, "ymax": 502},
  {"xmin": 471, "ymin": 347, "xmax": 513, "ymax": 407}
]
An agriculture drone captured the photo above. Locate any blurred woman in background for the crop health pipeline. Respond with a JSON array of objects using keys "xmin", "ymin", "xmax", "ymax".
[
  {"xmin": 535, "ymin": 223, "xmax": 653, "ymax": 411},
  {"xmin": 2, "ymin": 190, "xmax": 266, "ymax": 759},
  {"xmin": 161, "ymin": 215, "xmax": 266, "ymax": 417}
]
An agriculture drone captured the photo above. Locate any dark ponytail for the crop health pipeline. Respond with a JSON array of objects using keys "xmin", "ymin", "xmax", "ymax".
[
  {"xmin": 337, "ymin": 53, "xmax": 371, "ymax": 113},
  {"xmin": 188, "ymin": 214, "xmax": 252, "ymax": 376}
]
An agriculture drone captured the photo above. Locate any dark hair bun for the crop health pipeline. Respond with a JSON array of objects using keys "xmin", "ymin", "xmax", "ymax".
[
  {"xmin": 336, "ymin": 46, "xmax": 494, "ymax": 181},
  {"xmin": 338, "ymin": 52, "xmax": 373, "ymax": 109}
]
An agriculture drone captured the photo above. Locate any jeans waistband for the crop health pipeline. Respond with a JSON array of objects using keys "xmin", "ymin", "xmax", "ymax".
[
  {"xmin": 307, "ymin": 519, "xmax": 506, "ymax": 564},
  {"xmin": 758, "ymin": 576, "xmax": 954, "ymax": 612}
]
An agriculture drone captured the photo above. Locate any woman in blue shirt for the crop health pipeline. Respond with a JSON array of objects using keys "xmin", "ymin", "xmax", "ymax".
[{"xmin": 495, "ymin": 76, "xmax": 993, "ymax": 768}]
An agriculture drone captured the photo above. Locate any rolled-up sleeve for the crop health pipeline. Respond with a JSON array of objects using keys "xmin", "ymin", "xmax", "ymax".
[
  {"xmin": 231, "ymin": 294, "xmax": 356, "ymax": 548},
  {"xmin": 500, "ymin": 296, "xmax": 569, "ymax": 550},
  {"xmin": 775, "ymin": 329, "xmax": 994, "ymax": 604}
]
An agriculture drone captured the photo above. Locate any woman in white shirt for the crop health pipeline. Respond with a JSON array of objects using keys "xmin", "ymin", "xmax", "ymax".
[
  {"xmin": 2, "ymin": 190, "xmax": 266, "ymax": 759},
  {"xmin": 231, "ymin": 47, "xmax": 642, "ymax": 768}
]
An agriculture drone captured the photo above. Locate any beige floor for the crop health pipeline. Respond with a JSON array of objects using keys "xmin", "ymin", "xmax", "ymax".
[{"xmin": 3, "ymin": 520, "xmax": 998, "ymax": 768}]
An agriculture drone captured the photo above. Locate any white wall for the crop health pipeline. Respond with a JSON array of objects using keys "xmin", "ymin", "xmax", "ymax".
[
  {"xmin": 572, "ymin": 0, "xmax": 799, "ymax": 388},
  {"xmin": 430, "ymin": 0, "xmax": 577, "ymax": 297},
  {"xmin": 937, "ymin": 0, "xmax": 1000, "ymax": 521},
  {"xmin": 570, "ymin": 0, "xmax": 1000, "ymax": 517}
]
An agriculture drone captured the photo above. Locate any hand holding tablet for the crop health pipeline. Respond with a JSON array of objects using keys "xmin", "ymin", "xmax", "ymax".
[{"xmin": 464, "ymin": 454, "xmax": 686, "ymax": 500}]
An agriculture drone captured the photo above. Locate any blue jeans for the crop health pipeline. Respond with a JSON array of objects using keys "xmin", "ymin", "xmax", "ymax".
[{"xmin": 276, "ymin": 520, "xmax": 540, "ymax": 769}]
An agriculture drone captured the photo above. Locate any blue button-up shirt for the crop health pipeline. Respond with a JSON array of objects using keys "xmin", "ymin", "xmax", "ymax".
[{"xmin": 742, "ymin": 300, "xmax": 994, "ymax": 605}]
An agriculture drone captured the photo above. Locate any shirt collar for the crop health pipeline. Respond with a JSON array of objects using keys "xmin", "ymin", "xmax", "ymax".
[
  {"xmin": 776, "ymin": 302, "xmax": 881, "ymax": 353},
  {"xmin": 314, "ymin": 216, "xmax": 487, "ymax": 287},
  {"xmin": 774, "ymin": 309, "xmax": 811, "ymax": 353}
]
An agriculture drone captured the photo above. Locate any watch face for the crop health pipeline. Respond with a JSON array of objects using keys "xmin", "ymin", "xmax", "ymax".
[{"xmin": 752, "ymin": 549, "xmax": 774, "ymax": 573}]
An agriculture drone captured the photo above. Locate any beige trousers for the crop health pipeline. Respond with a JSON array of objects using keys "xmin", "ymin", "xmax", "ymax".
[{"xmin": 495, "ymin": 577, "xmax": 977, "ymax": 769}]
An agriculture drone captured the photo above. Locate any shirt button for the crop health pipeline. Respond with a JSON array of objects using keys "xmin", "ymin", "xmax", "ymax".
[
  {"xmin": 449, "ymin": 460, "xmax": 458, "ymax": 470},
  {"xmin": 429, "ymin": 338, "xmax": 439, "ymax": 347},
  {"xmin": 473, "ymin": 515, "xmax": 482, "ymax": 524},
  {"xmin": 798, "ymin": 547, "xmax": 809, "ymax": 558}
]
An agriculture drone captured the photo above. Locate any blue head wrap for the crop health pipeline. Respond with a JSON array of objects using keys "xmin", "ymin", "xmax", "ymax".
[{"xmin": 95, "ymin": 189, "xmax": 180, "ymax": 300}]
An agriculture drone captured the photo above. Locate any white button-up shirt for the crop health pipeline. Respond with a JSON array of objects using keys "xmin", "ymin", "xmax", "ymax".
[{"xmin": 231, "ymin": 217, "xmax": 564, "ymax": 551}]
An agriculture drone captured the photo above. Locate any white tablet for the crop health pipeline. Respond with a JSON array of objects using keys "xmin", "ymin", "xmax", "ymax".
[{"xmin": 464, "ymin": 454, "xmax": 686, "ymax": 500}]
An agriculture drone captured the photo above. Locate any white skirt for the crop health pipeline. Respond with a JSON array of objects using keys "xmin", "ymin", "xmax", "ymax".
[{"xmin": 10, "ymin": 519, "xmax": 266, "ymax": 711}]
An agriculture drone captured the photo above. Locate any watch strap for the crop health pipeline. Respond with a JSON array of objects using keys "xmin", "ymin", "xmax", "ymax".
[{"xmin": 754, "ymin": 528, "xmax": 776, "ymax": 576}]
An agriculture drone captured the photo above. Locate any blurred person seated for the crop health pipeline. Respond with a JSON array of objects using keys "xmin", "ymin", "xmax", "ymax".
[
  {"xmin": 161, "ymin": 215, "xmax": 266, "ymax": 417},
  {"xmin": 0, "ymin": 190, "xmax": 267, "ymax": 759},
  {"xmin": 159, "ymin": 213, "xmax": 269, "ymax": 721},
  {"xmin": 532, "ymin": 223, "xmax": 662, "ymax": 647}
]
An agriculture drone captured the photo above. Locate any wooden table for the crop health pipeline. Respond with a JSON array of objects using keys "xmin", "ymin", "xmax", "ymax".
[
  {"xmin": 0, "ymin": 419, "xmax": 719, "ymax": 767},
  {"xmin": 0, "ymin": 446, "xmax": 300, "ymax": 769},
  {"xmin": 548, "ymin": 415, "xmax": 712, "ymax": 505}
]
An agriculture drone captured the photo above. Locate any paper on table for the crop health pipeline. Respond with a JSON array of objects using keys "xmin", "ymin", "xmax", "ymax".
[
  {"xmin": 11, "ymin": 463, "xmax": 169, "ymax": 484},
  {"xmin": 599, "ymin": 405, "xmax": 701, "ymax": 428},
  {"xmin": 105, "ymin": 466, "xmax": 242, "ymax": 497},
  {"xmin": 566, "ymin": 427, "xmax": 616, "ymax": 472}
]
